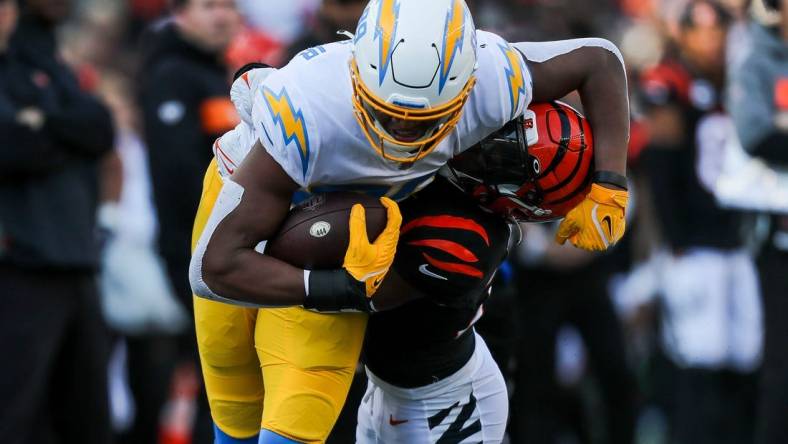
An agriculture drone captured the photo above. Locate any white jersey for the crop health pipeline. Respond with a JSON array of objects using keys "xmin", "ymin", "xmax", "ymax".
[
  {"xmin": 356, "ymin": 333, "xmax": 508, "ymax": 443},
  {"xmin": 216, "ymin": 30, "xmax": 531, "ymax": 201}
]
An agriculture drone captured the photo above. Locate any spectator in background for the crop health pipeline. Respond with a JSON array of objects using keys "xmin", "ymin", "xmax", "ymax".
[
  {"xmin": 285, "ymin": 0, "xmax": 366, "ymax": 61},
  {"xmin": 0, "ymin": 0, "xmax": 115, "ymax": 441},
  {"xmin": 138, "ymin": 0, "xmax": 239, "ymax": 442},
  {"xmin": 727, "ymin": 1, "xmax": 788, "ymax": 442},
  {"xmin": 639, "ymin": 2, "xmax": 761, "ymax": 443},
  {"xmin": 98, "ymin": 70, "xmax": 191, "ymax": 444},
  {"xmin": 237, "ymin": 0, "xmax": 319, "ymax": 47},
  {"xmin": 510, "ymin": 224, "xmax": 637, "ymax": 444},
  {"xmin": 140, "ymin": 0, "xmax": 239, "ymax": 315}
]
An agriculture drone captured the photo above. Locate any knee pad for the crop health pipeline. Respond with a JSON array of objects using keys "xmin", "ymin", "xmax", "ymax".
[
  {"xmin": 195, "ymin": 297, "xmax": 263, "ymax": 438},
  {"xmin": 255, "ymin": 308, "xmax": 368, "ymax": 442}
]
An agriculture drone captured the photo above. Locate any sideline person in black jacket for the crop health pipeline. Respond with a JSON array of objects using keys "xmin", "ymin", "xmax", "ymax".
[
  {"xmin": 0, "ymin": 0, "xmax": 115, "ymax": 443},
  {"xmin": 139, "ymin": 0, "xmax": 240, "ymax": 311},
  {"xmin": 136, "ymin": 2, "xmax": 239, "ymax": 442}
]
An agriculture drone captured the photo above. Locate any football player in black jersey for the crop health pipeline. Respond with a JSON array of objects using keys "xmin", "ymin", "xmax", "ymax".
[{"xmin": 357, "ymin": 101, "xmax": 602, "ymax": 443}]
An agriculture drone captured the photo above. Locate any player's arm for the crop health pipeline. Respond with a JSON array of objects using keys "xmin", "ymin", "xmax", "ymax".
[
  {"xmin": 515, "ymin": 40, "xmax": 630, "ymax": 251},
  {"xmin": 194, "ymin": 143, "xmax": 304, "ymax": 306},
  {"xmin": 520, "ymin": 39, "xmax": 629, "ymax": 177},
  {"xmin": 190, "ymin": 141, "xmax": 402, "ymax": 311}
]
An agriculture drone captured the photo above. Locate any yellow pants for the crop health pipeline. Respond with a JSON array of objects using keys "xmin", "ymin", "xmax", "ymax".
[{"xmin": 192, "ymin": 160, "xmax": 368, "ymax": 442}]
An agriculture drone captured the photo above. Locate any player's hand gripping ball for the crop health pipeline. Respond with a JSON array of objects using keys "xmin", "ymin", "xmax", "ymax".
[
  {"xmin": 265, "ymin": 193, "xmax": 402, "ymax": 300},
  {"xmin": 555, "ymin": 183, "xmax": 628, "ymax": 251},
  {"xmin": 343, "ymin": 197, "xmax": 402, "ymax": 297}
]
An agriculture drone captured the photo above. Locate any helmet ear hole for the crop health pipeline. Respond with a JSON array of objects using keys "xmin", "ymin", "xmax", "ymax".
[{"xmin": 530, "ymin": 156, "xmax": 541, "ymax": 176}]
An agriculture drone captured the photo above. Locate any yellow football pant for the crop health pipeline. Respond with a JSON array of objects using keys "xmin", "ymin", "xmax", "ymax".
[{"xmin": 192, "ymin": 160, "xmax": 368, "ymax": 442}]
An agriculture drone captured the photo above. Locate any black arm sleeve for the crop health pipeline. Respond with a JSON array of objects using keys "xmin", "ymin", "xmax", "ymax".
[
  {"xmin": 641, "ymin": 144, "xmax": 693, "ymax": 250},
  {"xmin": 0, "ymin": 109, "xmax": 71, "ymax": 177},
  {"xmin": 751, "ymin": 131, "xmax": 788, "ymax": 167},
  {"xmin": 45, "ymin": 94, "xmax": 114, "ymax": 158}
]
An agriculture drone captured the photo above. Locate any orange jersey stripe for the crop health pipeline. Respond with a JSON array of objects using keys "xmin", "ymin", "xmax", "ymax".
[{"xmin": 200, "ymin": 97, "xmax": 240, "ymax": 134}]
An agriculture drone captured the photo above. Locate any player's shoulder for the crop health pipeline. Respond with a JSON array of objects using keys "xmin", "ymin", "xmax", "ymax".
[
  {"xmin": 252, "ymin": 40, "xmax": 354, "ymax": 187},
  {"xmin": 273, "ymin": 39, "xmax": 354, "ymax": 87},
  {"xmin": 257, "ymin": 39, "xmax": 352, "ymax": 96},
  {"xmin": 289, "ymin": 39, "xmax": 354, "ymax": 65},
  {"xmin": 469, "ymin": 30, "xmax": 532, "ymax": 125},
  {"xmin": 253, "ymin": 76, "xmax": 316, "ymax": 186},
  {"xmin": 474, "ymin": 30, "xmax": 522, "ymax": 81}
]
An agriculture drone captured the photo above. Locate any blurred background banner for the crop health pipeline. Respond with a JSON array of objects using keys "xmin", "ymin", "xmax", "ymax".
[{"xmin": 0, "ymin": 0, "xmax": 787, "ymax": 444}]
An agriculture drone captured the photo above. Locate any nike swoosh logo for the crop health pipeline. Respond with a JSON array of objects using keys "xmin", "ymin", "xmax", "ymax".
[
  {"xmin": 214, "ymin": 141, "xmax": 236, "ymax": 175},
  {"xmin": 590, "ymin": 204, "xmax": 611, "ymax": 248},
  {"xmin": 389, "ymin": 415, "xmax": 409, "ymax": 426},
  {"xmin": 602, "ymin": 216, "xmax": 613, "ymax": 239},
  {"xmin": 373, "ymin": 275, "xmax": 385, "ymax": 287},
  {"xmin": 220, "ymin": 158, "xmax": 234, "ymax": 175},
  {"xmin": 419, "ymin": 264, "xmax": 448, "ymax": 281}
]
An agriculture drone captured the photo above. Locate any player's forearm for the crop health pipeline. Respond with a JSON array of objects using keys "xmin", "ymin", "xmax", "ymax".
[
  {"xmin": 188, "ymin": 174, "xmax": 307, "ymax": 307},
  {"xmin": 200, "ymin": 249, "xmax": 307, "ymax": 306},
  {"xmin": 524, "ymin": 40, "xmax": 629, "ymax": 177},
  {"xmin": 577, "ymin": 48, "xmax": 629, "ymax": 177}
]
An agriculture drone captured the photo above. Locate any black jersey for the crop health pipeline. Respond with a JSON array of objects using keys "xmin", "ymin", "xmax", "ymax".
[
  {"xmin": 638, "ymin": 58, "xmax": 743, "ymax": 251},
  {"xmin": 363, "ymin": 178, "xmax": 513, "ymax": 388}
]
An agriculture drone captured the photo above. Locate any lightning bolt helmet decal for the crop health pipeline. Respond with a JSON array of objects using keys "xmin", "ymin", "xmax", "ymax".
[
  {"xmin": 439, "ymin": 0, "xmax": 467, "ymax": 93},
  {"xmin": 374, "ymin": 0, "xmax": 400, "ymax": 85}
]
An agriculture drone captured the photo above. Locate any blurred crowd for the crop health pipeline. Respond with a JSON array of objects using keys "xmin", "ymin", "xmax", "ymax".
[{"xmin": 0, "ymin": 0, "xmax": 787, "ymax": 443}]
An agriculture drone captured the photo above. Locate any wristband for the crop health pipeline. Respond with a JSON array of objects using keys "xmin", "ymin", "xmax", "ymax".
[
  {"xmin": 304, "ymin": 270, "xmax": 374, "ymax": 312},
  {"xmin": 593, "ymin": 170, "xmax": 628, "ymax": 190}
]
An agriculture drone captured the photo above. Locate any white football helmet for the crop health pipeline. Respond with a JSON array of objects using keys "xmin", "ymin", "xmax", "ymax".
[{"xmin": 351, "ymin": 0, "xmax": 478, "ymax": 163}]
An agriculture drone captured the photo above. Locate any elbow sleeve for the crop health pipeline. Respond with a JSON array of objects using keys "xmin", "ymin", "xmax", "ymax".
[
  {"xmin": 513, "ymin": 38, "xmax": 625, "ymax": 69},
  {"xmin": 189, "ymin": 179, "xmax": 263, "ymax": 307}
]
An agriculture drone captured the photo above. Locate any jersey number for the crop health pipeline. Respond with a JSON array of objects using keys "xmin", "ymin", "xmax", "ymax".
[{"xmin": 300, "ymin": 45, "xmax": 327, "ymax": 61}]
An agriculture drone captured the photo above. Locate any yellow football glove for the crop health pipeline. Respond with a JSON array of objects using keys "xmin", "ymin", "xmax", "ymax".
[
  {"xmin": 556, "ymin": 183, "xmax": 628, "ymax": 251},
  {"xmin": 343, "ymin": 197, "xmax": 402, "ymax": 297}
]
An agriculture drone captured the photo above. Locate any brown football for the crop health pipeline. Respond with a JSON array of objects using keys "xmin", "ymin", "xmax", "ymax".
[{"xmin": 264, "ymin": 192, "xmax": 387, "ymax": 269}]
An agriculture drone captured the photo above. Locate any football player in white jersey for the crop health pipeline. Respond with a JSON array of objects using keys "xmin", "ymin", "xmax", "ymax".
[{"xmin": 189, "ymin": 0, "xmax": 630, "ymax": 442}]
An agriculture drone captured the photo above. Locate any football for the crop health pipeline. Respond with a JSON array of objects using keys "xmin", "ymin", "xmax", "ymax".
[{"xmin": 264, "ymin": 192, "xmax": 387, "ymax": 269}]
